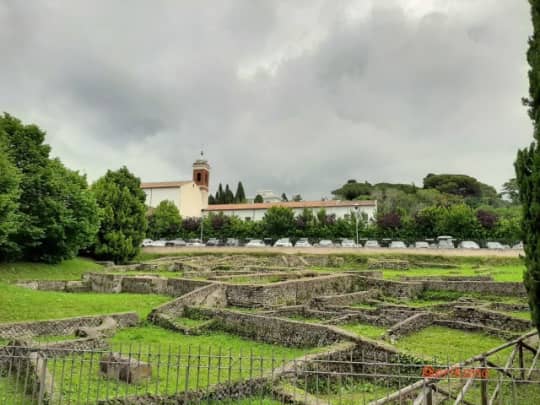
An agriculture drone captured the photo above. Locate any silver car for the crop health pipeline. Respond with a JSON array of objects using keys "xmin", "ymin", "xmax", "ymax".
[
  {"xmin": 414, "ymin": 241, "xmax": 429, "ymax": 249},
  {"xmin": 364, "ymin": 240, "xmax": 380, "ymax": 248},
  {"xmin": 165, "ymin": 239, "xmax": 186, "ymax": 247},
  {"xmin": 317, "ymin": 239, "xmax": 334, "ymax": 248},
  {"xmin": 340, "ymin": 239, "xmax": 356, "ymax": 248},
  {"xmin": 437, "ymin": 236, "xmax": 455, "ymax": 249},
  {"xmin": 486, "ymin": 241, "xmax": 505, "ymax": 250},
  {"xmin": 389, "ymin": 241, "xmax": 407, "ymax": 249},
  {"xmin": 295, "ymin": 239, "xmax": 312, "ymax": 248},
  {"xmin": 458, "ymin": 240, "xmax": 480, "ymax": 249},
  {"xmin": 274, "ymin": 238, "xmax": 293, "ymax": 247},
  {"xmin": 246, "ymin": 239, "xmax": 265, "ymax": 248}
]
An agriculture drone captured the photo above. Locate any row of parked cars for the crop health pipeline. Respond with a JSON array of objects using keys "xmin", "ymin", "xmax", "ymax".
[{"xmin": 142, "ymin": 236, "xmax": 523, "ymax": 250}]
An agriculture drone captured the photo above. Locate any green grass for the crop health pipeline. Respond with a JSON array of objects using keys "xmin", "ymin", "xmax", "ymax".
[
  {"xmin": 383, "ymin": 265, "xmax": 525, "ymax": 283},
  {"xmin": 0, "ymin": 257, "xmax": 102, "ymax": 282},
  {"xmin": 340, "ymin": 323, "xmax": 386, "ymax": 340},
  {"xmin": 0, "ymin": 284, "xmax": 169, "ymax": 323},
  {"xmin": 504, "ymin": 311, "xmax": 531, "ymax": 320},
  {"xmin": 395, "ymin": 326, "xmax": 508, "ymax": 363},
  {"xmin": 43, "ymin": 325, "xmax": 317, "ymax": 402}
]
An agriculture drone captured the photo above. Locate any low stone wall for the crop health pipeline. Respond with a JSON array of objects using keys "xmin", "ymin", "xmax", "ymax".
[
  {"xmin": 36, "ymin": 338, "xmax": 109, "ymax": 356},
  {"xmin": 422, "ymin": 280, "xmax": 527, "ymax": 297},
  {"xmin": 15, "ymin": 279, "xmax": 90, "ymax": 293},
  {"xmin": 385, "ymin": 312, "xmax": 434, "ymax": 340},
  {"xmin": 354, "ymin": 276, "xmax": 423, "ymax": 298},
  {"xmin": 148, "ymin": 283, "xmax": 227, "ymax": 321},
  {"xmin": 225, "ymin": 274, "xmax": 359, "ymax": 308},
  {"xmin": 0, "ymin": 312, "xmax": 139, "ymax": 339},
  {"xmin": 434, "ymin": 320, "xmax": 519, "ymax": 339},
  {"xmin": 311, "ymin": 290, "xmax": 380, "ymax": 308},
  {"xmin": 262, "ymin": 306, "xmax": 341, "ymax": 321},
  {"xmin": 452, "ymin": 306, "xmax": 532, "ymax": 332},
  {"xmin": 187, "ymin": 307, "xmax": 357, "ymax": 347},
  {"xmin": 85, "ymin": 273, "xmax": 213, "ymax": 297},
  {"xmin": 368, "ymin": 259, "xmax": 409, "ymax": 270}
]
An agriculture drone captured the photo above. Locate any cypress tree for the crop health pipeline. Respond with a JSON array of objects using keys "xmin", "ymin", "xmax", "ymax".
[
  {"xmin": 281, "ymin": 193, "xmax": 288, "ymax": 202},
  {"xmin": 235, "ymin": 181, "xmax": 247, "ymax": 203},
  {"xmin": 224, "ymin": 184, "xmax": 234, "ymax": 204},
  {"xmin": 516, "ymin": 0, "xmax": 540, "ymax": 333},
  {"xmin": 208, "ymin": 194, "xmax": 216, "ymax": 205},
  {"xmin": 216, "ymin": 183, "xmax": 224, "ymax": 204}
]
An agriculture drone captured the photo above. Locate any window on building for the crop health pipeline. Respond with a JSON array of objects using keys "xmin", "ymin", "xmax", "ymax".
[
  {"xmin": 245, "ymin": 217, "xmax": 251, "ymax": 221},
  {"xmin": 197, "ymin": 173, "xmax": 201, "ymax": 182}
]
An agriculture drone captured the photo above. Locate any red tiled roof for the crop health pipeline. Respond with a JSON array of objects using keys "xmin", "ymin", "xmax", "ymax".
[
  {"xmin": 141, "ymin": 181, "xmax": 191, "ymax": 189},
  {"xmin": 203, "ymin": 200, "xmax": 376, "ymax": 212}
]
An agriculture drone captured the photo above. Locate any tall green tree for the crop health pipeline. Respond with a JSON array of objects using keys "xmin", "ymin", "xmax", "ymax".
[
  {"xmin": 262, "ymin": 206, "xmax": 295, "ymax": 239},
  {"xmin": 91, "ymin": 167, "xmax": 147, "ymax": 264},
  {"xmin": 254, "ymin": 194, "xmax": 263, "ymax": 203},
  {"xmin": 216, "ymin": 183, "xmax": 224, "ymax": 204},
  {"xmin": 0, "ymin": 114, "xmax": 100, "ymax": 262},
  {"xmin": 147, "ymin": 200, "xmax": 182, "ymax": 239},
  {"xmin": 224, "ymin": 184, "xmax": 234, "ymax": 204},
  {"xmin": 516, "ymin": 0, "xmax": 540, "ymax": 333},
  {"xmin": 281, "ymin": 193, "xmax": 288, "ymax": 202},
  {"xmin": 235, "ymin": 182, "xmax": 247, "ymax": 203},
  {"xmin": 0, "ymin": 133, "xmax": 21, "ymax": 259}
]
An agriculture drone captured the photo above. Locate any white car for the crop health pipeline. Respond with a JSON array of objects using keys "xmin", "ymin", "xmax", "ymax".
[
  {"xmin": 295, "ymin": 239, "xmax": 312, "ymax": 248},
  {"xmin": 340, "ymin": 239, "xmax": 356, "ymax": 248},
  {"xmin": 364, "ymin": 240, "xmax": 380, "ymax": 248},
  {"xmin": 437, "ymin": 236, "xmax": 455, "ymax": 249},
  {"xmin": 414, "ymin": 241, "xmax": 429, "ymax": 249},
  {"xmin": 389, "ymin": 241, "xmax": 407, "ymax": 249},
  {"xmin": 274, "ymin": 238, "xmax": 293, "ymax": 248},
  {"xmin": 141, "ymin": 239, "xmax": 154, "ymax": 247},
  {"xmin": 186, "ymin": 239, "xmax": 204, "ymax": 247},
  {"xmin": 458, "ymin": 240, "xmax": 480, "ymax": 249},
  {"xmin": 246, "ymin": 239, "xmax": 265, "ymax": 248},
  {"xmin": 486, "ymin": 241, "xmax": 505, "ymax": 250},
  {"xmin": 317, "ymin": 239, "xmax": 334, "ymax": 248},
  {"xmin": 512, "ymin": 242, "xmax": 524, "ymax": 250},
  {"xmin": 165, "ymin": 239, "xmax": 186, "ymax": 247},
  {"xmin": 148, "ymin": 239, "xmax": 167, "ymax": 247}
]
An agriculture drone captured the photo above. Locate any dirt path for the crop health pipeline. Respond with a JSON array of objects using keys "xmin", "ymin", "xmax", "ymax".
[{"xmin": 142, "ymin": 246, "xmax": 523, "ymax": 257}]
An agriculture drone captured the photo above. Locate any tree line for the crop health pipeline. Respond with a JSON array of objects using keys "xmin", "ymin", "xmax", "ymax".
[{"xmin": 0, "ymin": 113, "xmax": 146, "ymax": 264}]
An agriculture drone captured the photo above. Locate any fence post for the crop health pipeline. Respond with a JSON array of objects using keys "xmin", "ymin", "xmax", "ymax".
[
  {"xmin": 425, "ymin": 382, "xmax": 433, "ymax": 405},
  {"xmin": 518, "ymin": 341, "xmax": 525, "ymax": 381},
  {"xmin": 480, "ymin": 357, "xmax": 488, "ymax": 405},
  {"xmin": 37, "ymin": 355, "xmax": 48, "ymax": 405}
]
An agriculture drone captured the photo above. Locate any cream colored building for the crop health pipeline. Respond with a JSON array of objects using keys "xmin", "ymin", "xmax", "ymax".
[
  {"xmin": 203, "ymin": 200, "xmax": 377, "ymax": 222},
  {"xmin": 141, "ymin": 158, "xmax": 210, "ymax": 218}
]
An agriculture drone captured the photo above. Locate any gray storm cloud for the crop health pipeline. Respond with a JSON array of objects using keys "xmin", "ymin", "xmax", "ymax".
[{"xmin": 0, "ymin": 0, "xmax": 531, "ymax": 199}]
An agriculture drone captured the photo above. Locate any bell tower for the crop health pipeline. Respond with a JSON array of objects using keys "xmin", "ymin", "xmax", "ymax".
[{"xmin": 193, "ymin": 152, "xmax": 210, "ymax": 208}]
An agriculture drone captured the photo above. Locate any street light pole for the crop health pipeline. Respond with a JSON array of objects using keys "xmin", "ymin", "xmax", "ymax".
[
  {"xmin": 200, "ymin": 216, "xmax": 204, "ymax": 242},
  {"xmin": 354, "ymin": 205, "xmax": 359, "ymax": 247}
]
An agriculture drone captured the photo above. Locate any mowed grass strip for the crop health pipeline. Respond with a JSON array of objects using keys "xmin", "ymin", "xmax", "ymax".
[
  {"xmin": 395, "ymin": 326, "xmax": 508, "ymax": 364},
  {"xmin": 383, "ymin": 265, "xmax": 525, "ymax": 282}
]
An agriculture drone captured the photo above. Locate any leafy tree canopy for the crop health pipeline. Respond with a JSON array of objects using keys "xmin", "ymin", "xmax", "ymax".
[
  {"xmin": 91, "ymin": 167, "xmax": 147, "ymax": 264},
  {"xmin": 147, "ymin": 200, "xmax": 182, "ymax": 239}
]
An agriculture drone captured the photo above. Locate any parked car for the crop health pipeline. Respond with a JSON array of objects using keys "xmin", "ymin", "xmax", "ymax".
[
  {"xmin": 458, "ymin": 240, "xmax": 480, "ymax": 249},
  {"xmin": 225, "ymin": 238, "xmax": 239, "ymax": 247},
  {"xmin": 317, "ymin": 239, "xmax": 334, "ymax": 248},
  {"xmin": 389, "ymin": 241, "xmax": 407, "ymax": 249},
  {"xmin": 414, "ymin": 241, "xmax": 429, "ymax": 249},
  {"xmin": 274, "ymin": 238, "xmax": 293, "ymax": 248},
  {"xmin": 141, "ymin": 238, "xmax": 153, "ymax": 247},
  {"xmin": 246, "ymin": 239, "xmax": 265, "ymax": 248},
  {"xmin": 340, "ymin": 239, "xmax": 356, "ymax": 248},
  {"xmin": 165, "ymin": 239, "xmax": 186, "ymax": 247},
  {"xmin": 205, "ymin": 238, "xmax": 220, "ymax": 247},
  {"xmin": 295, "ymin": 238, "xmax": 312, "ymax": 248},
  {"xmin": 486, "ymin": 241, "xmax": 505, "ymax": 250},
  {"xmin": 186, "ymin": 239, "xmax": 204, "ymax": 247},
  {"xmin": 364, "ymin": 240, "xmax": 380, "ymax": 248},
  {"xmin": 512, "ymin": 241, "xmax": 524, "ymax": 250},
  {"xmin": 437, "ymin": 236, "xmax": 455, "ymax": 249},
  {"xmin": 148, "ymin": 239, "xmax": 167, "ymax": 247}
]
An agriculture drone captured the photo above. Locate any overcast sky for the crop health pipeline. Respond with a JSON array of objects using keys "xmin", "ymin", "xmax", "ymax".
[{"xmin": 0, "ymin": 0, "xmax": 532, "ymax": 199}]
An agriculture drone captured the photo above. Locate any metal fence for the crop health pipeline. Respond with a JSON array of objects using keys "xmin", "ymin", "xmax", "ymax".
[{"xmin": 1, "ymin": 342, "xmax": 540, "ymax": 404}]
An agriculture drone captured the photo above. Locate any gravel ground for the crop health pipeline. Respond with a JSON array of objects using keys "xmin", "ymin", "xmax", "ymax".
[{"xmin": 142, "ymin": 246, "xmax": 523, "ymax": 257}]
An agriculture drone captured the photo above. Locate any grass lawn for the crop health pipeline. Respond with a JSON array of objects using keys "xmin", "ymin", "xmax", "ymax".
[
  {"xmin": 0, "ymin": 258, "xmax": 170, "ymax": 323},
  {"xmin": 42, "ymin": 325, "xmax": 318, "ymax": 402},
  {"xmin": 395, "ymin": 326, "xmax": 508, "ymax": 364},
  {"xmin": 383, "ymin": 265, "xmax": 525, "ymax": 283},
  {"xmin": 340, "ymin": 323, "xmax": 386, "ymax": 340}
]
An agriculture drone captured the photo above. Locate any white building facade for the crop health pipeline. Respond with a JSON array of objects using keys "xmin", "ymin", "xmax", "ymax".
[
  {"xmin": 202, "ymin": 200, "xmax": 377, "ymax": 221},
  {"xmin": 141, "ymin": 158, "xmax": 210, "ymax": 218}
]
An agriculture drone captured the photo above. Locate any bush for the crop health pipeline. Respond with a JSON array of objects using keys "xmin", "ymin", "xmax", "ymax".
[{"xmin": 147, "ymin": 200, "xmax": 182, "ymax": 239}]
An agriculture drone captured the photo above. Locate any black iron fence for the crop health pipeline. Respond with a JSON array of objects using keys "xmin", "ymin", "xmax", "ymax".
[{"xmin": 1, "ymin": 340, "xmax": 540, "ymax": 404}]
